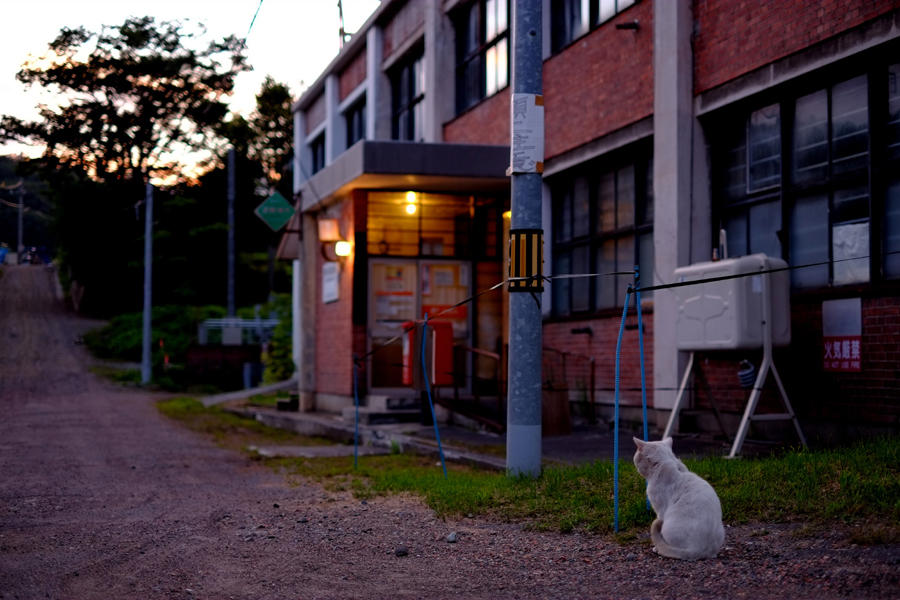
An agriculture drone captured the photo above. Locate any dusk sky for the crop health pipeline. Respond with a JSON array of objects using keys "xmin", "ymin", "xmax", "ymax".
[{"xmin": 0, "ymin": 0, "xmax": 380, "ymax": 158}]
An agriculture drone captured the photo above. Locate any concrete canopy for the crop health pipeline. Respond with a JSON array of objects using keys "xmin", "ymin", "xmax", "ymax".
[{"xmin": 277, "ymin": 140, "xmax": 510, "ymax": 260}]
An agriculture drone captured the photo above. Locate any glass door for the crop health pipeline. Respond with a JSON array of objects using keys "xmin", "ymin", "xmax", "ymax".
[{"xmin": 368, "ymin": 258, "xmax": 471, "ymax": 392}]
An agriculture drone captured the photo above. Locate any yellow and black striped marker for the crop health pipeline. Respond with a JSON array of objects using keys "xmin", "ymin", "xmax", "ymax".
[{"xmin": 508, "ymin": 229, "xmax": 544, "ymax": 292}]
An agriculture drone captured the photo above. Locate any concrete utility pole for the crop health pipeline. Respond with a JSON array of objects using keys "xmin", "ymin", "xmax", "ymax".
[
  {"xmin": 141, "ymin": 183, "xmax": 154, "ymax": 385},
  {"xmin": 17, "ymin": 180, "xmax": 25, "ymax": 258},
  {"xmin": 227, "ymin": 148, "xmax": 236, "ymax": 317},
  {"xmin": 506, "ymin": 0, "xmax": 544, "ymax": 477}
]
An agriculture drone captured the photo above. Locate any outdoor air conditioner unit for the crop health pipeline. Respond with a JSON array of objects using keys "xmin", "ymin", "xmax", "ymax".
[{"xmin": 673, "ymin": 253, "xmax": 791, "ymax": 351}]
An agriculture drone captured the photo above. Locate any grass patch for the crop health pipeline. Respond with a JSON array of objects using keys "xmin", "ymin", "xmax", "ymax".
[
  {"xmin": 688, "ymin": 438, "xmax": 900, "ymax": 527},
  {"xmin": 277, "ymin": 437, "xmax": 900, "ymax": 536},
  {"xmin": 157, "ymin": 397, "xmax": 334, "ymax": 450},
  {"xmin": 243, "ymin": 390, "xmax": 290, "ymax": 408},
  {"xmin": 90, "ymin": 365, "xmax": 142, "ymax": 384},
  {"xmin": 155, "ymin": 399, "xmax": 900, "ymax": 539}
]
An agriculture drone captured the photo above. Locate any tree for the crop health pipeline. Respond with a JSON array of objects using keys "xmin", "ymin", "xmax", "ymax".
[
  {"xmin": 248, "ymin": 76, "xmax": 294, "ymax": 192},
  {"xmin": 0, "ymin": 17, "xmax": 249, "ymax": 183}
]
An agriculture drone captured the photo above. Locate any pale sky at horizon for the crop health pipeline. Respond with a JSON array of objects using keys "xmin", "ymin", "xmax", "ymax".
[{"xmin": 0, "ymin": 0, "xmax": 380, "ymax": 159}]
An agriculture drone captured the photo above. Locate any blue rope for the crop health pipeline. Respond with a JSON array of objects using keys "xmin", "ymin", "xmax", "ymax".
[
  {"xmin": 613, "ymin": 287, "xmax": 632, "ymax": 532},
  {"xmin": 635, "ymin": 266, "xmax": 650, "ymax": 512},
  {"xmin": 353, "ymin": 355, "xmax": 359, "ymax": 470},
  {"xmin": 421, "ymin": 315, "xmax": 448, "ymax": 479}
]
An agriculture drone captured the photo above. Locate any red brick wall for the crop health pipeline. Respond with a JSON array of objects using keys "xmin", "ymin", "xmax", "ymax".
[
  {"xmin": 691, "ymin": 351, "xmax": 783, "ymax": 417},
  {"xmin": 692, "ymin": 296, "xmax": 900, "ymax": 429},
  {"xmin": 305, "ymin": 92, "xmax": 326, "ymax": 131},
  {"xmin": 543, "ymin": 311, "xmax": 655, "ymax": 409},
  {"xmin": 383, "ymin": 0, "xmax": 425, "ymax": 59},
  {"xmin": 694, "ymin": 0, "xmax": 900, "ymax": 94},
  {"xmin": 543, "ymin": 1, "xmax": 654, "ymax": 160},
  {"xmin": 443, "ymin": 88, "xmax": 510, "ymax": 144},
  {"xmin": 340, "ymin": 49, "xmax": 368, "ymax": 102},
  {"xmin": 315, "ymin": 197, "xmax": 356, "ymax": 396},
  {"xmin": 784, "ymin": 295, "xmax": 900, "ymax": 426}
]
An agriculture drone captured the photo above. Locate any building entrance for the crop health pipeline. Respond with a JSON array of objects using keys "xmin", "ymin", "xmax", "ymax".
[{"xmin": 368, "ymin": 258, "xmax": 471, "ymax": 391}]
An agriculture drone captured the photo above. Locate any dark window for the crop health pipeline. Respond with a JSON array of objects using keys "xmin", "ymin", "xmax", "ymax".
[
  {"xmin": 455, "ymin": 0, "xmax": 509, "ymax": 114},
  {"xmin": 888, "ymin": 64, "xmax": 900, "ymax": 160},
  {"xmin": 391, "ymin": 50, "xmax": 425, "ymax": 141},
  {"xmin": 310, "ymin": 133, "xmax": 326, "ymax": 174},
  {"xmin": 711, "ymin": 64, "xmax": 900, "ymax": 289},
  {"xmin": 716, "ymin": 103, "xmax": 784, "ymax": 261},
  {"xmin": 790, "ymin": 75, "xmax": 870, "ymax": 288},
  {"xmin": 346, "ymin": 97, "xmax": 366, "ymax": 149},
  {"xmin": 883, "ymin": 63, "xmax": 900, "ymax": 278},
  {"xmin": 552, "ymin": 148, "xmax": 653, "ymax": 315},
  {"xmin": 885, "ymin": 178, "xmax": 900, "ymax": 278},
  {"xmin": 550, "ymin": 0, "xmax": 636, "ymax": 53}
]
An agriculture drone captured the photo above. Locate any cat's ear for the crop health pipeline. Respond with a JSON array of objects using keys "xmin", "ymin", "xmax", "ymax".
[
  {"xmin": 663, "ymin": 437, "xmax": 673, "ymax": 448},
  {"xmin": 633, "ymin": 437, "xmax": 644, "ymax": 449}
]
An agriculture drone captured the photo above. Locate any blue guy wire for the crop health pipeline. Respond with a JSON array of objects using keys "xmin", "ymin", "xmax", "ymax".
[
  {"xmin": 353, "ymin": 355, "xmax": 360, "ymax": 470},
  {"xmin": 613, "ymin": 287, "xmax": 632, "ymax": 532},
  {"xmin": 421, "ymin": 315, "xmax": 448, "ymax": 479},
  {"xmin": 635, "ymin": 266, "xmax": 651, "ymax": 512}
]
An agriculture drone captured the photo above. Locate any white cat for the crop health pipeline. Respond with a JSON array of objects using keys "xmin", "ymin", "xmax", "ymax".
[{"xmin": 632, "ymin": 437, "xmax": 725, "ymax": 560}]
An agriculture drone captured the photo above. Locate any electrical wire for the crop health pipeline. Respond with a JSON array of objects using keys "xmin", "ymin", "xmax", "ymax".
[{"xmin": 246, "ymin": 0, "xmax": 264, "ymax": 42}]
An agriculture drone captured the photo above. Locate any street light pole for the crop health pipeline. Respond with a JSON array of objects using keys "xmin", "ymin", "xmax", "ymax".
[
  {"xmin": 227, "ymin": 148, "xmax": 236, "ymax": 318},
  {"xmin": 17, "ymin": 179, "xmax": 24, "ymax": 258},
  {"xmin": 141, "ymin": 183, "xmax": 154, "ymax": 385},
  {"xmin": 506, "ymin": 0, "xmax": 544, "ymax": 477}
]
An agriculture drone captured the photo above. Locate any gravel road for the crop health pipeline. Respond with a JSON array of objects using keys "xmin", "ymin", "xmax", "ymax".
[{"xmin": 1, "ymin": 264, "xmax": 898, "ymax": 600}]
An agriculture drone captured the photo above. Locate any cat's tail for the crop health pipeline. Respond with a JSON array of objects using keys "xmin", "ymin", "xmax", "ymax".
[{"xmin": 650, "ymin": 519, "xmax": 710, "ymax": 561}]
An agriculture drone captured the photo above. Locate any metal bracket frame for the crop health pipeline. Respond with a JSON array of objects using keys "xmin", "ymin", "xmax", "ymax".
[{"xmin": 663, "ymin": 266, "xmax": 808, "ymax": 457}]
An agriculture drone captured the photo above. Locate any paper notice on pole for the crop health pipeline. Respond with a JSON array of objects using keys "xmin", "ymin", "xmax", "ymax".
[{"xmin": 509, "ymin": 93, "xmax": 544, "ymax": 175}]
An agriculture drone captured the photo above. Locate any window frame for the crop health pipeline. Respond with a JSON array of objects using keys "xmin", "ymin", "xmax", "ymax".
[
  {"xmin": 710, "ymin": 54, "xmax": 900, "ymax": 292},
  {"xmin": 391, "ymin": 48, "xmax": 425, "ymax": 142},
  {"xmin": 345, "ymin": 96, "xmax": 366, "ymax": 149},
  {"xmin": 550, "ymin": 144, "xmax": 653, "ymax": 317},
  {"xmin": 550, "ymin": 0, "xmax": 637, "ymax": 54},
  {"xmin": 310, "ymin": 133, "xmax": 326, "ymax": 175},
  {"xmin": 454, "ymin": 0, "xmax": 510, "ymax": 115}
]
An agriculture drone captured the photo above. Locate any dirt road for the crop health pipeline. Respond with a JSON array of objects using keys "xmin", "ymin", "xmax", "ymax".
[{"xmin": 1, "ymin": 264, "xmax": 898, "ymax": 600}]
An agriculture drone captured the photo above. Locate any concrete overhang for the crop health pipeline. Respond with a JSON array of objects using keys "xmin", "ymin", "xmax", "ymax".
[
  {"xmin": 298, "ymin": 140, "xmax": 511, "ymax": 213},
  {"xmin": 276, "ymin": 140, "xmax": 511, "ymax": 260}
]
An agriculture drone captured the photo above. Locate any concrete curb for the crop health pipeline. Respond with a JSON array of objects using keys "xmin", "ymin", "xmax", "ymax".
[
  {"xmin": 200, "ymin": 377, "xmax": 298, "ymax": 407},
  {"xmin": 227, "ymin": 406, "xmax": 507, "ymax": 472}
]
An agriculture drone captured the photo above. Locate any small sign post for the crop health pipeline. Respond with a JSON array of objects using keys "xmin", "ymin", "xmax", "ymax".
[{"xmin": 255, "ymin": 191, "xmax": 295, "ymax": 232}]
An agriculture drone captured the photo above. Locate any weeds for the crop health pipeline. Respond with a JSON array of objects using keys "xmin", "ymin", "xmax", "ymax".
[
  {"xmin": 157, "ymin": 397, "xmax": 333, "ymax": 451},
  {"xmin": 90, "ymin": 365, "xmax": 141, "ymax": 384},
  {"xmin": 156, "ymin": 397, "xmax": 900, "ymax": 540}
]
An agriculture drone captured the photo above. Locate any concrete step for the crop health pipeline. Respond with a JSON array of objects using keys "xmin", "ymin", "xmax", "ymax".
[
  {"xmin": 366, "ymin": 395, "xmax": 420, "ymax": 411},
  {"xmin": 342, "ymin": 406, "xmax": 421, "ymax": 425}
]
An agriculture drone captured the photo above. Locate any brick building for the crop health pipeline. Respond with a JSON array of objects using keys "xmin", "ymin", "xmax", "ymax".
[{"xmin": 279, "ymin": 0, "xmax": 900, "ymax": 442}]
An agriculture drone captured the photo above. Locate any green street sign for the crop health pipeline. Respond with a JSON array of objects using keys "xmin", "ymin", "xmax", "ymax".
[{"xmin": 255, "ymin": 191, "xmax": 295, "ymax": 232}]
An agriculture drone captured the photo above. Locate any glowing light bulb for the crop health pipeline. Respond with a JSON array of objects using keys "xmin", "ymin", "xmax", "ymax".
[
  {"xmin": 406, "ymin": 191, "xmax": 416, "ymax": 203},
  {"xmin": 405, "ymin": 203, "xmax": 417, "ymax": 215},
  {"xmin": 334, "ymin": 240, "xmax": 352, "ymax": 256}
]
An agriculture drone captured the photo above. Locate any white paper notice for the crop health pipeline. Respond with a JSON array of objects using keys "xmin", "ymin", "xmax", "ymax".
[
  {"xmin": 322, "ymin": 262, "xmax": 340, "ymax": 303},
  {"xmin": 510, "ymin": 93, "xmax": 544, "ymax": 174}
]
